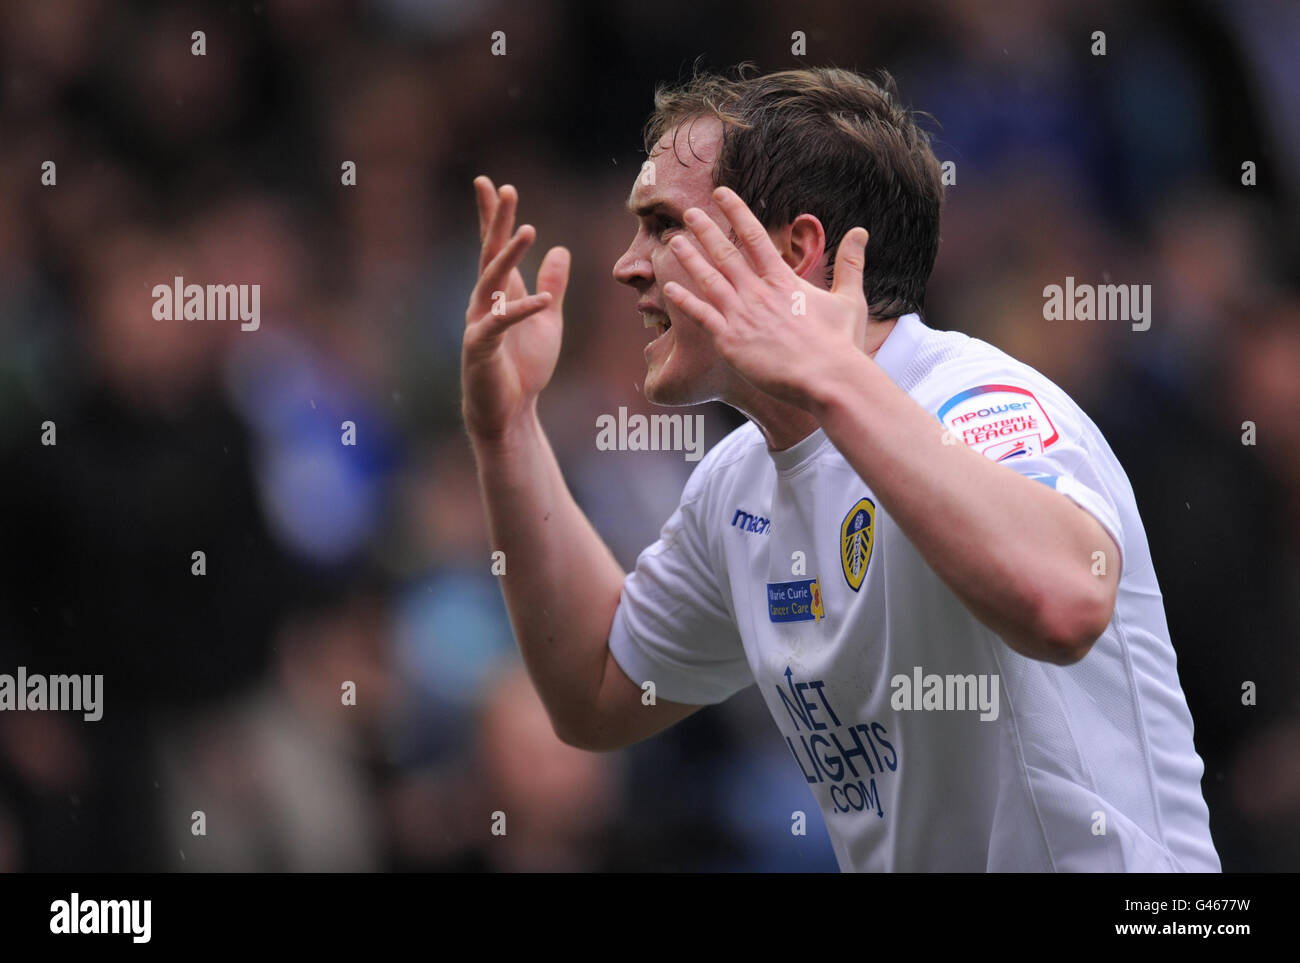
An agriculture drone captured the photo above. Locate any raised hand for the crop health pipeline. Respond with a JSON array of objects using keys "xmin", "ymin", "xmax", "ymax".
[
  {"xmin": 662, "ymin": 185, "xmax": 871, "ymax": 411},
  {"xmin": 461, "ymin": 176, "xmax": 571, "ymax": 440}
]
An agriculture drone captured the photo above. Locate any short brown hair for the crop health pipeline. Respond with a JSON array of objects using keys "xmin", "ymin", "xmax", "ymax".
[{"xmin": 643, "ymin": 63, "xmax": 943, "ymax": 320}]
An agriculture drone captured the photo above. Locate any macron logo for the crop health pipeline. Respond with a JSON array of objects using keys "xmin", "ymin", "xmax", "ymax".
[{"xmin": 731, "ymin": 509, "xmax": 771, "ymax": 535}]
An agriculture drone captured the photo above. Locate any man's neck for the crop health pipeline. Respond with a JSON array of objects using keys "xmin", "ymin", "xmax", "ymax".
[{"xmin": 734, "ymin": 316, "xmax": 900, "ymax": 452}]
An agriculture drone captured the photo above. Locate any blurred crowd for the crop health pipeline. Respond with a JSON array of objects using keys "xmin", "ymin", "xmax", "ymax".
[{"xmin": 0, "ymin": 0, "xmax": 1296, "ymax": 872}]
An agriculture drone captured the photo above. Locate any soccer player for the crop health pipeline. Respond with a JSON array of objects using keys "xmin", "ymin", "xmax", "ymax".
[{"xmin": 461, "ymin": 66, "xmax": 1220, "ymax": 871}]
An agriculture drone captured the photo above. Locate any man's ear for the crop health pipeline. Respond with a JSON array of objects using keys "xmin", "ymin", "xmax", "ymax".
[{"xmin": 779, "ymin": 213, "xmax": 828, "ymax": 283}]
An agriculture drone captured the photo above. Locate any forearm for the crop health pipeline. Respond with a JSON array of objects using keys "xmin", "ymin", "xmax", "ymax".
[
  {"xmin": 810, "ymin": 353, "xmax": 1115, "ymax": 663},
  {"xmin": 470, "ymin": 406, "xmax": 626, "ymax": 730}
]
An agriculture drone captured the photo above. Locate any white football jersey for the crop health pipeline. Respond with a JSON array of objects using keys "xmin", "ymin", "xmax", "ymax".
[{"xmin": 608, "ymin": 313, "xmax": 1220, "ymax": 872}]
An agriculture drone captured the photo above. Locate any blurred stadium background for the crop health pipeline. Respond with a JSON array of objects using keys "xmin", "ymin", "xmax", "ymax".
[{"xmin": 0, "ymin": 0, "xmax": 1297, "ymax": 871}]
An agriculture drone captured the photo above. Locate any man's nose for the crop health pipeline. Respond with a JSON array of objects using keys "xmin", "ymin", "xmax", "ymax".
[{"xmin": 613, "ymin": 243, "xmax": 652, "ymax": 287}]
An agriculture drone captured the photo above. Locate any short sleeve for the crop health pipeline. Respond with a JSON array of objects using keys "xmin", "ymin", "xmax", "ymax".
[
  {"xmin": 607, "ymin": 464, "xmax": 753, "ymax": 706},
  {"xmin": 933, "ymin": 377, "xmax": 1126, "ymax": 578}
]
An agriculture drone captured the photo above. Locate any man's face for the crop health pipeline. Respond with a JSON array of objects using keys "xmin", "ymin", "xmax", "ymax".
[{"xmin": 613, "ymin": 117, "xmax": 738, "ymax": 406}]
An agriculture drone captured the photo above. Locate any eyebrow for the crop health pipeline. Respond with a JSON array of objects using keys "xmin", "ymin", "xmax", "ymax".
[{"xmin": 624, "ymin": 198, "xmax": 678, "ymax": 218}]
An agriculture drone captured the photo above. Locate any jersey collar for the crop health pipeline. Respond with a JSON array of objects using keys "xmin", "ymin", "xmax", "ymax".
[{"xmin": 870, "ymin": 312, "xmax": 927, "ymax": 385}]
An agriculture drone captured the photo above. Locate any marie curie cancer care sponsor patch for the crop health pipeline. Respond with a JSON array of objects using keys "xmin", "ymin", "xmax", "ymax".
[
  {"xmin": 937, "ymin": 384, "xmax": 1059, "ymax": 462},
  {"xmin": 767, "ymin": 578, "xmax": 825, "ymax": 623}
]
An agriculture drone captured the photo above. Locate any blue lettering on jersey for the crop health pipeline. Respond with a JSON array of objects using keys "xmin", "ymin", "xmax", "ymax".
[
  {"xmin": 731, "ymin": 508, "xmax": 771, "ymax": 535},
  {"xmin": 776, "ymin": 667, "xmax": 898, "ymax": 819}
]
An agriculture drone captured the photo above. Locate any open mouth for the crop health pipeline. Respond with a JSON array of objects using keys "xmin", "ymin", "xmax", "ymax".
[{"xmin": 642, "ymin": 310, "xmax": 672, "ymax": 341}]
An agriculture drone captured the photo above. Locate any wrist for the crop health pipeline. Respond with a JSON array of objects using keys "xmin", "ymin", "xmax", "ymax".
[
  {"xmin": 806, "ymin": 349, "xmax": 874, "ymax": 423},
  {"xmin": 465, "ymin": 401, "xmax": 542, "ymax": 455}
]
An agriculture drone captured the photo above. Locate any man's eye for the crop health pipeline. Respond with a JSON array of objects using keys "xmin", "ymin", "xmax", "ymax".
[{"xmin": 653, "ymin": 217, "xmax": 680, "ymax": 237}]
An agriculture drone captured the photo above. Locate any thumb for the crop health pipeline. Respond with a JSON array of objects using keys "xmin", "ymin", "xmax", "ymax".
[
  {"xmin": 537, "ymin": 246, "xmax": 571, "ymax": 314},
  {"xmin": 830, "ymin": 228, "xmax": 869, "ymax": 302}
]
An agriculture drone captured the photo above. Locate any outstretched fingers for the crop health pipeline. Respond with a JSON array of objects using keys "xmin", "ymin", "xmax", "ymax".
[
  {"xmin": 470, "ymin": 291, "xmax": 554, "ymax": 345},
  {"xmin": 668, "ymin": 233, "xmax": 740, "ymax": 316},
  {"xmin": 663, "ymin": 280, "xmax": 727, "ymax": 338},
  {"xmin": 479, "ymin": 183, "xmax": 519, "ymax": 273},
  {"xmin": 471, "ymin": 224, "xmax": 536, "ymax": 318},
  {"xmin": 536, "ymin": 245, "xmax": 571, "ymax": 312},
  {"xmin": 474, "ymin": 176, "xmax": 497, "ymax": 243},
  {"xmin": 680, "ymin": 207, "xmax": 752, "ymax": 288},
  {"xmin": 711, "ymin": 186, "xmax": 788, "ymax": 277}
]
